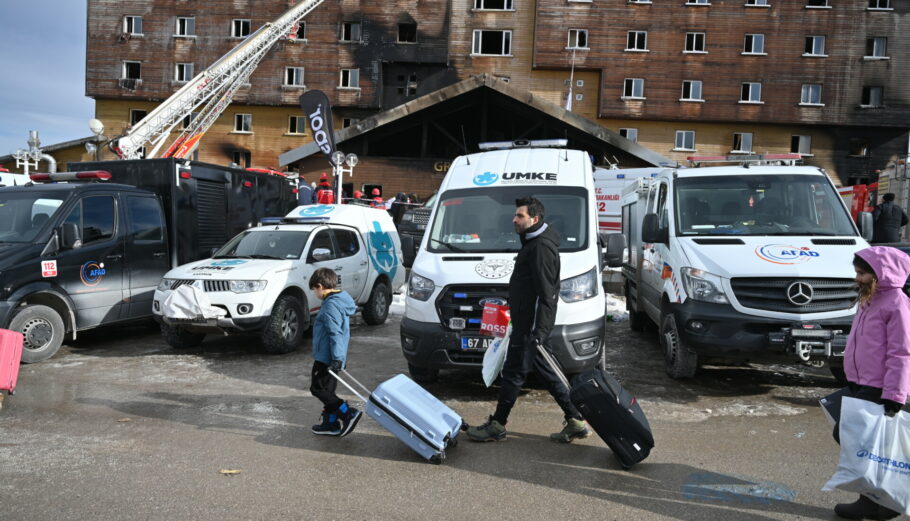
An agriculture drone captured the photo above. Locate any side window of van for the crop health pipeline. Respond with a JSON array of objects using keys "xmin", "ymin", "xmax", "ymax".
[
  {"xmin": 82, "ymin": 196, "xmax": 116, "ymax": 244},
  {"xmin": 127, "ymin": 196, "xmax": 163, "ymax": 241},
  {"xmin": 333, "ymin": 228, "xmax": 360, "ymax": 258},
  {"xmin": 307, "ymin": 229, "xmax": 337, "ymax": 262},
  {"xmin": 656, "ymin": 183, "xmax": 669, "ymax": 229}
]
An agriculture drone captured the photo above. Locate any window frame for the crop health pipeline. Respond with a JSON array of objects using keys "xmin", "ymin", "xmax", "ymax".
[
  {"xmin": 284, "ymin": 66, "xmax": 305, "ymax": 87},
  {"xmin": 122, "ymin": 61, "xmax": 142, "ymax": 80},
  {"xmin": 743, "ymin": 33, "xmax": 766, "ymax": 55},
  {"xmin": 860, "ymin": 86, "xmax": 884, "ymax": 108},
  {"xmin": 340, "ymin": 21, "xmax": 362, "ymax": 42},
  {"xmin": 129, "ymin": 109, "xmax": 147, "ymax": 126},
  {"xmin": 868, "ymin": 0, "xmax": 892, "ymax": 10},
  {"xmin": 731, "ymin": 132, "xmax": 753, "ymax": 154},
  {"xmin": 339, "ymin": 68, "xmax": 361, "ymax": 89},
  {"xmin": 567, "ymin": 29, "xmax": 589, "ymax": 50},
  {"xmin": 398, "ymin": 23, "xmax": 418, "ymax": 43},
  {"xmin": 745, "ymin": 0, "xmax": 769, "ymax": 6},
  {"xmin": 626, "ymin": 31, "xmax": 648, "ymax": 52},
  {"xmin": 674, "ymin": 130, "xmax": 696, "ymax": 152},
  {"xmin": 231, "ymin": 19, "xmax": 251, "ymax": 38},
  {"xmin": 622, "ymin": 78, "xmax": 645, "ymax": 100},
  {"xmin": 287, "ymin": 115, "xmax": 306, "ymax": 135},
  {"xmin": 123, "ymin": 15, "xmax": 143, "ymax": 35},
  {"xmin": 175, "ymin": 62, "xmax": 194, "ymax": 83},
  {"xmin": 803, "ymin": 35, "xmax": 827, "ymax": 57},
  {"xmin": 865, "ymin": 37, "xmax": 888, "ymax": 59},
  {"xmin": 806, "ymin": 0, "xmax": 830, "ymax": 7},
  {"xmin": 619, "ymin": 128, "xmax": 638, "ymax": 143},
  {"xmin": 684, "ymin": 32, "xmax": 707, "ymax": 53},
  {"xmin": 791, "ymin": 134, "xmax": 812, "ymax": 156},
  {"xmin": 473, "ymin": 0, "xmax": 514, "ymax": 10},
  {"xmin": 685, "ymin": 0, "xmax": 711, "ymax": 5},
  {"xmin": 800, "ymin": 83, "xmax": 824, "ymax": 106},
  {"xmin": 740, "ymin": 82, "xmax": 763, "ymax": 104},
  {"xmin": 680, "ymin": 80, "xmax": 704, "ymax": 102},
  {"xmin": 175, "ymin": 17, "xmax": 196, "ymax": 37},
  {"xmin": 472, "ymin": 29, "xmax": 513, "ymax": 56},
  {"xmin": 233, "ymin": 113, "xmax": 252, "ymax": 133}
]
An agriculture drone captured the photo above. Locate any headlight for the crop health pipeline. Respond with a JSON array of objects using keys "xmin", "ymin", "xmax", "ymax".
[
  {"xmin": 401, "ymin": 213, "xmax": 413, "ymax": 222},
  {"xmin": 408, "ymin": 272, "xmax": 435, "ymax": 301},
  {"xmin": 680, "ymin": 267, "xmax": 729, "ymax": 304},
  {"xmin": 157, "ymin": 278, "xmax": 174, "ymax": 291},
  {"xmin": 559, "ymin": 267, "xmax": 598, "ymax": 303},
  {"xmin": 229, "ymin": 280, "xmax": 268, "ymax": 293}
]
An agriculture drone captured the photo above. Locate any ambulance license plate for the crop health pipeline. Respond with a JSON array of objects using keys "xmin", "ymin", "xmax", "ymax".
[{"xmin": 461, "ymin": 336, "xmax": 492, "ymax": 351}]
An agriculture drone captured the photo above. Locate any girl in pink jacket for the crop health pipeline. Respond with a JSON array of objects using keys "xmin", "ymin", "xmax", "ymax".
[{"xmin": 834, "ymin": 246, "xmax": 910, "ymax": 520}]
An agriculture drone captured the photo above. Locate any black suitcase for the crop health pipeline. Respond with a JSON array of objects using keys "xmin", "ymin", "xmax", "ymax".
[
  {"xmin": 570, "ymin": 369, "xmax": 654, "ymax": 469},
  {"xmin": 537, "ymin": 345, "xmax": 654, "ymax": 469}
]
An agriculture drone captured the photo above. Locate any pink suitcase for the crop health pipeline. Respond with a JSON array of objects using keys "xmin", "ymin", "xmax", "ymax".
[{"xmin": 0, "ymin": 329, "xmax": 24, "ymax": 395}]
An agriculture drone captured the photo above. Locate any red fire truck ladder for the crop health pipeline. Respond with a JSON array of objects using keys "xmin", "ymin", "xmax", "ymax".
[{"xmin": 111, "ymin": 0, "xmax": 325, "ymax": 160}]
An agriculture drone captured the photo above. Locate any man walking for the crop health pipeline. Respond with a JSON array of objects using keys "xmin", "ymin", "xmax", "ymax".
[
  {"xmin": 296, "ymin": 174, "xmax": 313, "ymax": 206},
  {"xmin": 872, "ymin": 193, "xmax": 908, "ymax": 243},
  {"xmin": 466, "ymin": 197, "xmax": 590, "ymax": 443}
]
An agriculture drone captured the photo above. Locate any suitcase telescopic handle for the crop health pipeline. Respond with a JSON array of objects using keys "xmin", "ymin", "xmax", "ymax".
[
  {"xmin": 536, "ymin": 343, "xmax": 571, "ymax": 390},
  {"xmin": 328, "ymin": 368, "xmax": 370, "ymax": 403}
]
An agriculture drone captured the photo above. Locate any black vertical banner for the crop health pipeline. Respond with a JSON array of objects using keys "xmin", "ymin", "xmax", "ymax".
[{"xmin": 299, "ymin": 90, "xmax": 338, "ymax": 165}]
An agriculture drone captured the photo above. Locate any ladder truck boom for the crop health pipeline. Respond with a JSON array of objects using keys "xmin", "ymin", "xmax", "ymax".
[{"xmin": 111, "ymin": 0, "xmax": 325, "ymax": 160}]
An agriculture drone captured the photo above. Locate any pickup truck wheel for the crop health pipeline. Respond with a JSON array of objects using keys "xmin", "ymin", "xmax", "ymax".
[
  {"xmin": 626, "ymin": 283, "xmax": 646, "ymax": 332},
  {"xmin": 660, "ymin": 313, "xmax": 698, "ymax": 379},
  {"xmin": 261, "ymin": 295, "xmax": 304, "ymax": 354},
  {"xmin": 408, "ymin": 363, "xmax": 439, "ymax": 384},
  {"xmin": 160, "ymin": 324, "xmax": 205, "ymax": 349},
  {"xmin": 362, "ymin": 280, "xmax": 391, "ymax": 325},
  {"xmin": 11, "ymin": 305, "xmax": 65, "ymax": 363}
]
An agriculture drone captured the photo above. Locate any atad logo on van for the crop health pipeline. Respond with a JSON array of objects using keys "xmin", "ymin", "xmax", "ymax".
[
  {"xmin": 755, "ymin": 244, "xmax": 821, "ymax": 265},
  {"xmin": 473, "ymin": 172, "xmax": 499, "ymax": 186}
]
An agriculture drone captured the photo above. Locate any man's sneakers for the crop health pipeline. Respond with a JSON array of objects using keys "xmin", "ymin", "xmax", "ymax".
[
  {"xmin": 337, "ymin": 402, "xmax": 362, "ymax": 437},
  {"xmin": 466, "ymin": 416, "xmax": 507, "ymax": 442},
  {"xmin": 311, "ymin": 410, "xmax": 341, "ymax": 436},
  {"xmin": 834, "ymin": 494, "xmax": 900, "ymax": 520},
  {"xmin": 549, "ymin": 418, "xmax": 590, "ymax": 443}
]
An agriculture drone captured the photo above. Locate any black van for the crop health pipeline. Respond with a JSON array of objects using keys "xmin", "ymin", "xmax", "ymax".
[{"xmin": 0, "ymin": 159, "xmax": 296, "ymax": 362}]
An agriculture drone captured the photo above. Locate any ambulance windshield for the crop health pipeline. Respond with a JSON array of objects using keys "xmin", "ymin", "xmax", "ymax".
[
  {"xmin": 0, "ymin": 192, "xmax": 66, "ymax": 243},
  {"xmin": 428, "ymin": 186, "xmax": 588, "ymax": 253},
  {"xmin": 674, "ymin": 174, "xmax": 856, "ymax": 236}
]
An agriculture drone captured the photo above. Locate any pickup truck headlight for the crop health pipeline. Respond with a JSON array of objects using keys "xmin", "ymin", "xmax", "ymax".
[
  {"xmin": 401, "ymin": 213, "xmax": 414, "ymax": 222},
  {"xmin": 229, "ymin": 280, "xmax": 268, "ymax": 293},
  {"xmin": 408, "ymin": 272, "xmax": 435, "ymax": 301},
  {"xmin": 559, "ymin": 267, "xmax": 598, "ymax": 303},
  {"xmin": 680, "ymin": 268, "xmax": 729, "ymax": 304},
  {"xmin": 157, "ymin": 278, "xmax": 174, "ymax": 291}
]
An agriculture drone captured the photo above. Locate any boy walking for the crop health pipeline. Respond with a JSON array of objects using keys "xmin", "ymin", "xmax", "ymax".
[{"xmin": 308, "ymin": 268, "xmax": 362, "ymax": 436}]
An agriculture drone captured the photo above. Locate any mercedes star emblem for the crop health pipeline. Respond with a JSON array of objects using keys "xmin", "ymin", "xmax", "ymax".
[{"xmin": 786, "ymin": 281, "xmax": 814, "ymax": 306}]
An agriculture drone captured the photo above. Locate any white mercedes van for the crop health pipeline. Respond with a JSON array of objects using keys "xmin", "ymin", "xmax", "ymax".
[{"xmin": 401, "ymin": 139, "xmax": 606, "ymax": 382}]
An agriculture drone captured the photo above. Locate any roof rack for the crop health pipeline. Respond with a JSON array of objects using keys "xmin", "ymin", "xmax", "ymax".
[
  {"xmin": 686, "ymin": 154, "xmax": 802, "ymax": 167},
  {"xmin": 478, "ymin": 139, "xmax": 568, "ymax": 151}
]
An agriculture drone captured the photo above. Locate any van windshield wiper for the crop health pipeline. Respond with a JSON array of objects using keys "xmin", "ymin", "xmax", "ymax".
[
  {"xmin": 248, "ymin": 254, "xmax": 283, "ymax": 259},
  {"xmin": 429, "ymin": 238, "xmax": 466, "ymax": 253}
]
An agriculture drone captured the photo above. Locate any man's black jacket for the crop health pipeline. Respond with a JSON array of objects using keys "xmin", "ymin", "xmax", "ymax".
[{"xmin": 509, "ymin": 221, "xmax": 560, "ymax": 343}]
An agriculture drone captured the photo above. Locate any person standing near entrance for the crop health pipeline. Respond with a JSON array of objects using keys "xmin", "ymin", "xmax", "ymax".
[
  {"xmin": 466, "ymin": 196, "xmax": 590, "ymax": 443},
  {"xmin": 296, "ymin": 174, "xmax": 313, "ymax": 206},
  {"xmin": 872, "ymin": 193, "xmax": 908, "ymax": 243},
  {"xmin": 315, "ymin": 172, "xmax": 335, "ymax": 204}
]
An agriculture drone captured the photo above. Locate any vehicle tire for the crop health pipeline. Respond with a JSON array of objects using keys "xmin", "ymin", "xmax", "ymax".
[
  {"xmin": 829, "ymin": 364, "xmax": 848, "ymax": 386},
  {"xmin": 261, "ymin": 295, "xmax": 305, "ymax": 354},
  {"xmin": 408, "ymin": 363, "xmax": 439, "ymax": 384},
  {"xmin": 626, "ymin": 283, "xmax": 646, "ymax": 332},
  {"xmin": 660, "ymin": 313, "xmax": 698, "ymax": 379},
  {"xmin": 362, "ymin": 280, "xmax": 391, "ymax": 326},
  {"xmin": 10, "ymin": 304, "xmax": 65, "ymax": 364},
  {"xmin": 160, "ymin": 324, "xmax": 205, "ymax": 349}
]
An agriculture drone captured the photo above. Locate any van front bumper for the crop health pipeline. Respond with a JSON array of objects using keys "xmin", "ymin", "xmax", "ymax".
[
  {"xmin": 400, "ymin": 316, "xmax": 604, "ymax": 375},
  {"xmin": 667, "ymin": 300, "xmax": 852, "ymax": 363}
]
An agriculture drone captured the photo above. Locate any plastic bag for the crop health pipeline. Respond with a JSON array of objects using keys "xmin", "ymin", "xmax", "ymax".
[
  {"xmin": 480, "ymin": 303, "xmax": 510, "ymax": 337},
  {"xmin": 822, "ymin": 397, "xmax": 910, "ymax": 515},
  {"xmin": 481, "ymin": 323, "xmax": 511, "ymax": 388},
  {"xmin": 161, "ymin": 284, "xmax": 227, "ymax": 320}
]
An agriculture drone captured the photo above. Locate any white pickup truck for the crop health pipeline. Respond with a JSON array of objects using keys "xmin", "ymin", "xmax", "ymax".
[{"xmin": 153, "ymin": 204, "xmax": 406, "ymax": 353}]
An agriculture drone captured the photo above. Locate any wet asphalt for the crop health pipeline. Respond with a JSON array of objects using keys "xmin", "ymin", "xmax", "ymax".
[{"xmin": 0, "ymin": 309, "xmax": 862, "ymax": 521}]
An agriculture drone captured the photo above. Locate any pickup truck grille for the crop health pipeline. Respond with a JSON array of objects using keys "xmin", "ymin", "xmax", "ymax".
[
  {"xmin": 168, "ymin": 279, "xmax": 231, "ymax": 292},
  {"xmin": 436, "ymin": 284, "xmax": 509, "ymax": 333},
  {"xmin": 411, "ymin": 209, "xmax": 430, "ymax": 225},
  {"xmin": 730, "ymin": 277, "xmax": 856, "ymax": 313}
]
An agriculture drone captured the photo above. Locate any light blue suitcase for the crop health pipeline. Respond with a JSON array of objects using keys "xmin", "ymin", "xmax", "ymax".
[{"xmin": 331, "ymin": 370, "xmax": 464, "ymax": 464}]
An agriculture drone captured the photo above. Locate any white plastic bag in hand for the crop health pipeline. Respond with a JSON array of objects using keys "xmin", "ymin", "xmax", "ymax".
[
  {"xmin": 481, "ymin": 323, "xmax": 511, "ymax": 388},
  {"xmin": 822, "ymin": 397, "xmax": 910, "ymax": 515}
]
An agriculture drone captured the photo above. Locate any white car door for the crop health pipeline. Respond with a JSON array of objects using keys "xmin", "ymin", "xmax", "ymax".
[{"xmin": 330, "ymin": 226, "xmax": 368, "ymax": 300}]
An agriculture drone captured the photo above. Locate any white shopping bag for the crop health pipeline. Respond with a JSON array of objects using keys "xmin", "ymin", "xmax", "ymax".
[
  {"xmin": 822, "ymin": 397, "xmax": 910, "ymax": 515},
  {"xmin": 481, "ymin": 323, "xmax": 511, "ymax": 388},
  {"xmin": 161, "ymin": 284, "xmax": 227, "ymax": 320}
]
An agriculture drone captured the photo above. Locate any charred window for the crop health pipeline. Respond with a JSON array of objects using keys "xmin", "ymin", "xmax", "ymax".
[{"xmin": 398, "ymin": 23, "xmax": 417, "ymax": 43}]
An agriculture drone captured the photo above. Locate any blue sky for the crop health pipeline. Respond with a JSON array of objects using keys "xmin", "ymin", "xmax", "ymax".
[{"xmin": 0, "ymin": 1, "xmax": 95, "ymax": 156}]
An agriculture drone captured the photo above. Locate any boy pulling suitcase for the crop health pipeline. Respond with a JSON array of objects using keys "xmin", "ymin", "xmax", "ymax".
[{"xmin": 308, "ymin": 268, "xmax": 362, "ymax": 436}]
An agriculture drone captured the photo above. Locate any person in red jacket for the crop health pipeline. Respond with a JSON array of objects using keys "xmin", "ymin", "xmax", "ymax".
[
  {"xmin": 370, "ymin": 188, "xmax": 384, "ymax": 208},
  {"xmin": 315, "ymin": 172, "xmax": 335, "ymax": 204},
  {"xmin": 832, "ymin": 246, "xmax": 910, "ymax": 520}
]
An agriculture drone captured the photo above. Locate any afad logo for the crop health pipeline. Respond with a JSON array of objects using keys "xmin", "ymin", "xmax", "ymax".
[
  {"xmin": 755, "ymin": 244, "xmax": 821, "ymax": 265},
  {"xmin": 473, "ymin": 172, "xmax": 498, "ymax": 186},
  {"xmin": 298, "ymin": 205, "xmax": 335, "ymax": 216},
  {"xmin": 80, "ymin": 261, "xmax": 107, "ymax": 286}
]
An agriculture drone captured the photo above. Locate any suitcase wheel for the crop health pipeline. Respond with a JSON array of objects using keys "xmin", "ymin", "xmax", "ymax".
[{"xmin": 429, "ymin": 454, "xmax": 444, "ymax": 465}]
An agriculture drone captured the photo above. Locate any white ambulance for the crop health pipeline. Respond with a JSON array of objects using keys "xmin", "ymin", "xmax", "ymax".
[
  {"xmin": 606, "ymin": 156, "xmax": 872, "ymax": 379},
  {"xmin": 593, "ymin": 167, "xmax": 661, "ymax": 233},
  {"xmin": 401, "ymin": 139, "xmax": 606, "ymax": 382},
  {"xmin": 153, "ymin": 204, "xmax": 405, "ymax": 353}
]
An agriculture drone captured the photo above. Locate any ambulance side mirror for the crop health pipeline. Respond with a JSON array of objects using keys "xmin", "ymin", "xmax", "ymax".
[
  {"xmin": 858, "ymin": 211, "xmax": 873, "ymax": 242},
  {"xmin": 401, "ymin": 235, "xmax": 416, "ymax": 268},
  {"xmin": 641, "ymin": 213, "xmax": 668, "ymax": 244},
  {"xmin": 60, "ymin": 223, "xmax": 82, "ymax": 250},
  {"xmin": 605, "ymin": 233, "xmax": 626, "ymax": 268}
]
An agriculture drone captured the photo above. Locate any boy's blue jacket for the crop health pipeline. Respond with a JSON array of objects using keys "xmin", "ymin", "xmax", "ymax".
[{"xmin": 312, "ymin": 290, "xmax": 357, "ymax": 366}]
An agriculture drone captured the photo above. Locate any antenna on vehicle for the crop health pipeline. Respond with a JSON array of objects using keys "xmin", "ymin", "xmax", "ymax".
[
  {"xmin": 563, "ymin": 130, "xmax": 569, "ymax": 161},
  {"xmin": 460, "ymin": 126, "xmax": 470, "ymax": 165}
]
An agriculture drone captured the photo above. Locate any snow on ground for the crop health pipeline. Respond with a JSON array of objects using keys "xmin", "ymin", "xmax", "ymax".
[{"xmin": 390, "ymin": 292, "xmax": 406, "ymax": 315}]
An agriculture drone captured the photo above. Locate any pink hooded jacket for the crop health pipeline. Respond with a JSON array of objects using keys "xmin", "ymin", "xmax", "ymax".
[{"xmin": 844, "ymin": 246, "xmax": 910, "ymax": 404}]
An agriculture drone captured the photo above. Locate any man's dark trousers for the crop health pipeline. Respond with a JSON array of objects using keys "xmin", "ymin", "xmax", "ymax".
[
  {"xmin": 310, "ymin": 361, "xmax": 343, "ymax": 412},
  {"xmin": 492, "ymin": 334, "xmax": 582, "ymax": 425}
]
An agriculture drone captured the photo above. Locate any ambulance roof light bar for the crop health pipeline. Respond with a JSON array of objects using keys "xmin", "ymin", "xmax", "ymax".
[
  {"xmin": 687, "ymin": 154, "xmax": 802, "ymax": 167},
  {"xmin": 29, "ymin": 171, "xmax": 113, "ymax": 183}
]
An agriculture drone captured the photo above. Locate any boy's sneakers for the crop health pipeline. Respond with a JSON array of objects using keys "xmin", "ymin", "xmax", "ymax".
[
  {"xmin": 549, "ymin": 418, "xmax": 590, "ymax": 443},
  {"xmin": 337, "ymin": 402, "xmax": 362, "ymax": 437},
  {"xmin": 312, "ymin": 410, "xmax": 342, "ymax": 436},
  {"xmin": 466, "ymin": 416, "xmax": 507, "ymax": 442}
]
